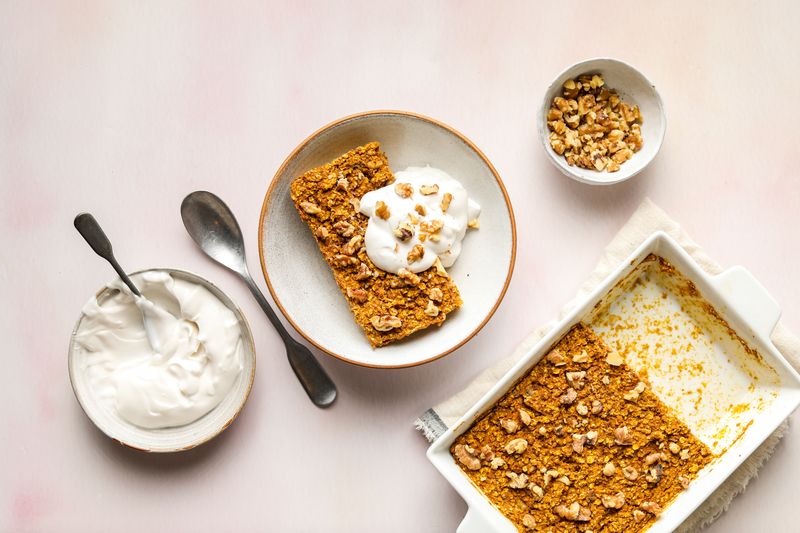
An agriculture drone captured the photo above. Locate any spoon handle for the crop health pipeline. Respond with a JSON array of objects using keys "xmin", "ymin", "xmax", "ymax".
[
  {"xmin": 241, "ymin": 272, "xmax": 337, "ymax": 408},
  {"xmin": 74, "ymin": 213, "xmax": 141, "ymax": 297}
]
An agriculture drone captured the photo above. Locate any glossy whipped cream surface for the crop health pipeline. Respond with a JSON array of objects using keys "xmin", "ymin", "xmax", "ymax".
[
  {"xmin": 359, "ymin": 166, "xmax": 480, "ymax": 274},
  {"xmin": 73, "ymin": 271, "xmax": 243, "ymax": 429}
]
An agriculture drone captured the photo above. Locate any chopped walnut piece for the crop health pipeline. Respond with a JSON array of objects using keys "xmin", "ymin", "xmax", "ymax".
[
  {"xmin": 641, "ymin": 501, "xmax": 663, "ymax": 515},
  {"xmin": 559, "ymin": 388, "xmax": 578, "ymax": 405},
  {"xmin": 645, "ymin": 452, "xmax": 666, "ymax": 465},
  {"xmin": 591, "ymin": 400, "xmax": 603, "ymax": 414},
  {"xmin": 505, "ymin": 438, "xmax": 528, "ymax": 455},
  {"xmin": 566, "ymin": 371, "xmax": 587, "ymax": 389},
  {"xmin": 348, "ymin": 197, "xmax": 360, "ymax": 212},
  {"xmin": 392, "ymin": 222, "xmax": 414, "ymax": 242},
  {"xmin": 370, "ymin": 315, "xmax": 402, "ymax": 332},
  {"xmin": 678, "ymin": 475, "xmax": 691, "ymax": 489},
  {"xmin": 342, "ymin": 235, "xmax": 363, "ymax": 255},
  {"xmin": 529, "ymin": 484, "xmax": 544, "ymax": 500},
  {"xmin": 453, "ymin": 444, "xmax": 481, "ymax": 470},
  {"xmin": 614, "ymin": 426, "xmax": 633, "ymax": 445},
  {"xmin": 441, "ymin": 193, "xmax": 453, "ymax": 212},
  {"xmin": 300, "ymin": 201, "xmax": 321, "ymax": 215},
  {"xmin": 602, "ymin": 375, "xmax": 611, "ymax": 385},
  {"xmin": 585, "ymin": 430, "xmax": 598, "ymax": 445},
  {"xmin": 572, "ymin": 434, "xmax": 587, "ymax": 453},
  {"xmin": 624, "ymin": 381, "xmax": 647, "ymax": 401},
  {"xmin": 468, "ymin": 218, "xmax": 480, "ymax": 229},
  {"xmin": 557, "ymin": 475, "xmax": 571, "ymax": 486},
  {"xmin": 519, "ymin": 514, "xmax": 535, "ymax": 530},
  {"xmin": 606, "ymin": 349, "xmax": 624, "ymax": 366},
  {"xmin": 546, "ymin": 349, "xmax": 568, "ymax": 366},
  {"xmin": 554, "ymin": 502, "xmax": 591, "ymax": 522},
  {"xmin": 432, "ymin": 258, "xmax": 448, "ymax": 276},
  {"xmin": 333, "ymin": 220, "xmax": 355, "ymax": 237},
  {"xmin": 353, "ymin": 262, "xmax": 371, "ymax": 280},
  {"xmin": 573, "ymin": 349, "xmax": 590, "ymax": 363},
  {"xmin": 645, "ymin": 463, "xmax": 663, "ymax": 484},
  {"xmin": 346, "ymin": 288, "xmax": 368, "ymax": 304},
  {"xmin": 601, "ymin": 492, "xmax": 626, "ymax": 509},
  {"xmin": 397, "ymin": 268, "xmax": 421, "ymax": 286},
  {"xmin": 420, "ymin": 219, "xmax": 443, "ymax": 234},
  {"xmin": 424, "ymin": 300, "xmax": 440, "ymax": 317},
  {"xmin": 375, "ymin": 201, "xmax": 390, "ymax": 220},
  {"xmin": 622, "ymin": 466, "xmax": 639, "ymax": 481},
  {"xmin": 538, "ymin": 426, "xmax": 548, "ymax": 436},
  {"xmin": 407, "ymin": 244, "xmax": 424, "ymax": 263},
  {"xmin": 669, "ymin": 442, "xmax": 681, "ymax": 454},
  {"xmin": 576, "ymin": 402, "xmax": 589, "ymax": 416},
  {"xmin": 336, "ymin": 177, "xmax": 349, "ymax": 191},
  {"xmin": 632, "ymin": 509, "xmax": 646, "ymax": 522},
  {"xmin": 506, "ymin": 471, "xmax": 529, "ymax": 489},
  {"xmin": 394, "ymin": 182, "xmax": 413, "ymax": 198},
  {"xmin": 427, "ymin": 287, "xmax": 443, "ymax": 303},
  {"xmin": 419, "ymin": 184, "xmax": 439, "ymax": 195},
  {"xmin": 519, "ymin": 409, "xmax": 532, "ymax": 426},
  {"xmin": 500, "ymin": 419, "xmax": 519, "ymax": 434},
  {"xmin": 543, "ymin": 469, "xmax": 560, "ymax": 487},
  {"xmin": 478, "ymin": 445, "xmax": 494, "ymax": 460},
  {"xmin": 680, "ymin": 449, "xmax": 691, "ymax": 460},
  {"xmin": 490, "ymin": 457, "xmax": 506, "ymax": 470},
  {"xmin": 414, "ymin": 204, "xmax": 426, "ymax": 216},
  {"xmin": 332, "ymin": 254, "xmax": 359, "ymax": 268},
  {"xmin": 603, "ymin": 462, "xmax": 616, "ymax": 476},
  {"xmin": 314, "ymin": 226, "xmax": 329, "ymax": 241}
]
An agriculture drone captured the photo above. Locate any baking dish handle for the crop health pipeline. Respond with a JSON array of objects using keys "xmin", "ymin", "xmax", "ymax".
[{"xmin": 710, "ymin": 266, "xmax": 781, "ymax": 340}]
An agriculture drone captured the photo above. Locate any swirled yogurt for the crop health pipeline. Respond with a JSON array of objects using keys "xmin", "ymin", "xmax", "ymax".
[
  {"xmin": 359, "ymin": 166, "xmax": 480, "ymax": 274},
  {"xmin": 73, "ymin": 271, "xmax": 243, "ymax": 429}
]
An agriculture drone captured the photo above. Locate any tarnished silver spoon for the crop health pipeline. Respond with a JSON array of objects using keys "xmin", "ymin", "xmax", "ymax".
[{"xmin": 180, "ymin": 191, "xmax": 337, "ymax": 408}]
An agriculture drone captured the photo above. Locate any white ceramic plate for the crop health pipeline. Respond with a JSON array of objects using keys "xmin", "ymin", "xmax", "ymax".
[
  {"xmin": 537, "ymin": 57, "xmax": 666, "ymax": 185},
  {"xmin": 68, "ymin": 269, "xmax": 256, "ymax": 452},
  {"xmin": 258, "ymin": 111, "xmax": 516, "ymax": 368}
]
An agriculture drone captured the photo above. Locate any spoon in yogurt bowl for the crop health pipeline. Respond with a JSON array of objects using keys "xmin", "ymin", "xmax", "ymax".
[
  {"xmin": 180, "ymin": 191, "xmax": 337, "ymax": 408},
  {"xmin": 73, "ymin": 213, "xmax": 177, "ymax": 353}
]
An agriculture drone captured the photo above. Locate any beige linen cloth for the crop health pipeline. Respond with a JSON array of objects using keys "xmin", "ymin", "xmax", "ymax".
[{"xmin": 416, "ymin": 198, "xmax": 800, "ymax": 532}]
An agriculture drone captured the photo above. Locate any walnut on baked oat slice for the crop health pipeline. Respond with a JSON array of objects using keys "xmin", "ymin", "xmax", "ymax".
[{"xmin": 290, "ymin": 142, "xmax": 462, "ymax": 347}]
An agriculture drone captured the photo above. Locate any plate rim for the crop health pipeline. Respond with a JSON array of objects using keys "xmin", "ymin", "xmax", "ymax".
[{"xmin": 257, "ymin": 109, "xmax": 517, "ymax": 368}]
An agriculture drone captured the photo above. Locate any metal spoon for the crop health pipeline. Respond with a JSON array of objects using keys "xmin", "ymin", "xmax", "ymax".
[
  {"xmin": 180, "ymin": 191, "xmax": 337, "ymax": 408},
  {"xmin": 73, "ymin": 213, "xmax": 164, "ymax": 352}
]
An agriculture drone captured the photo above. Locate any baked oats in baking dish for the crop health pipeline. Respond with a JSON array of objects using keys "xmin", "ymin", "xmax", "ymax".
[{"xmin": 451, "ymin": 323, "xmax": 712, "ymax": 532}]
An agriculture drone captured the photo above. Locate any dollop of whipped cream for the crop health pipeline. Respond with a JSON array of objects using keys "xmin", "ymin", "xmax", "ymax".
[
  {"xmin": 73, "ymin": 271, "xmax": 243, "ymax": 429},
  {"xmin": 359, "ymin": 166, "xmax": 480, "ymax": 274}
]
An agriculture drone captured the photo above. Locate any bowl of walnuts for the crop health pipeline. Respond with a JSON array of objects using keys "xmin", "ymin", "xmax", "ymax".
[{"xmin": 537, "ymin": 58, "xmax": 666, "ymax": 185}]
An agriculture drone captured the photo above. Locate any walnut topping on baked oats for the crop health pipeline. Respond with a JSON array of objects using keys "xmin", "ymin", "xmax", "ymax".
[
  {"xmin": 450, "ymin": 324, "xmax": 712, "ymax": 532},
  {"xmin": 289, "ymin": 142, "xmax": 462, "ymax": 347}
]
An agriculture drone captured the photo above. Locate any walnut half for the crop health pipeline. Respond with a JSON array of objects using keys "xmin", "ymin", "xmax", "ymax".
[{"xmin": 370, "ymin": 315, "xmax": 402, "ymax": 332}]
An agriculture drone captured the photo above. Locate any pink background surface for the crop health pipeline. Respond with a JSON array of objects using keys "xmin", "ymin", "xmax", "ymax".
[{"xmin": 2, "ymin": 2, "xmax": 800, "ymax": 532}]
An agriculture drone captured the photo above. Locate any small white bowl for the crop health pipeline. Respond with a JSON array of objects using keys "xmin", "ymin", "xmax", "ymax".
[
  {"xmin": 68, "ymin": 268, "xmax": 256, "ymax": 453},
  {"xmin": 537, "ymin": 58, "xmax": 666, "ymax": 185},
  {"xmin": 258, "ymin": 111, "xmax": 516, "ymax": 368}
]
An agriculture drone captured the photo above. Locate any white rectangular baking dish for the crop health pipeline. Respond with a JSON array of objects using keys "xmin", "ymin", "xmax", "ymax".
[{"xmin": 427, "ymin": 231, "xmax": 800, "ymax": 533}]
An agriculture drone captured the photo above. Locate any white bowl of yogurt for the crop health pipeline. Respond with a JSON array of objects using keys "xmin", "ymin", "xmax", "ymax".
[{"xmin": 68, "ymin": 268, "xmax": 256, "ymax": 452}]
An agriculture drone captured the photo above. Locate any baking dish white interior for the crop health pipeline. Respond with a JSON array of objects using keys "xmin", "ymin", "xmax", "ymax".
[{"xmin": 427, "ymin": 231, "xmax": 800, "ymax": 533}]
